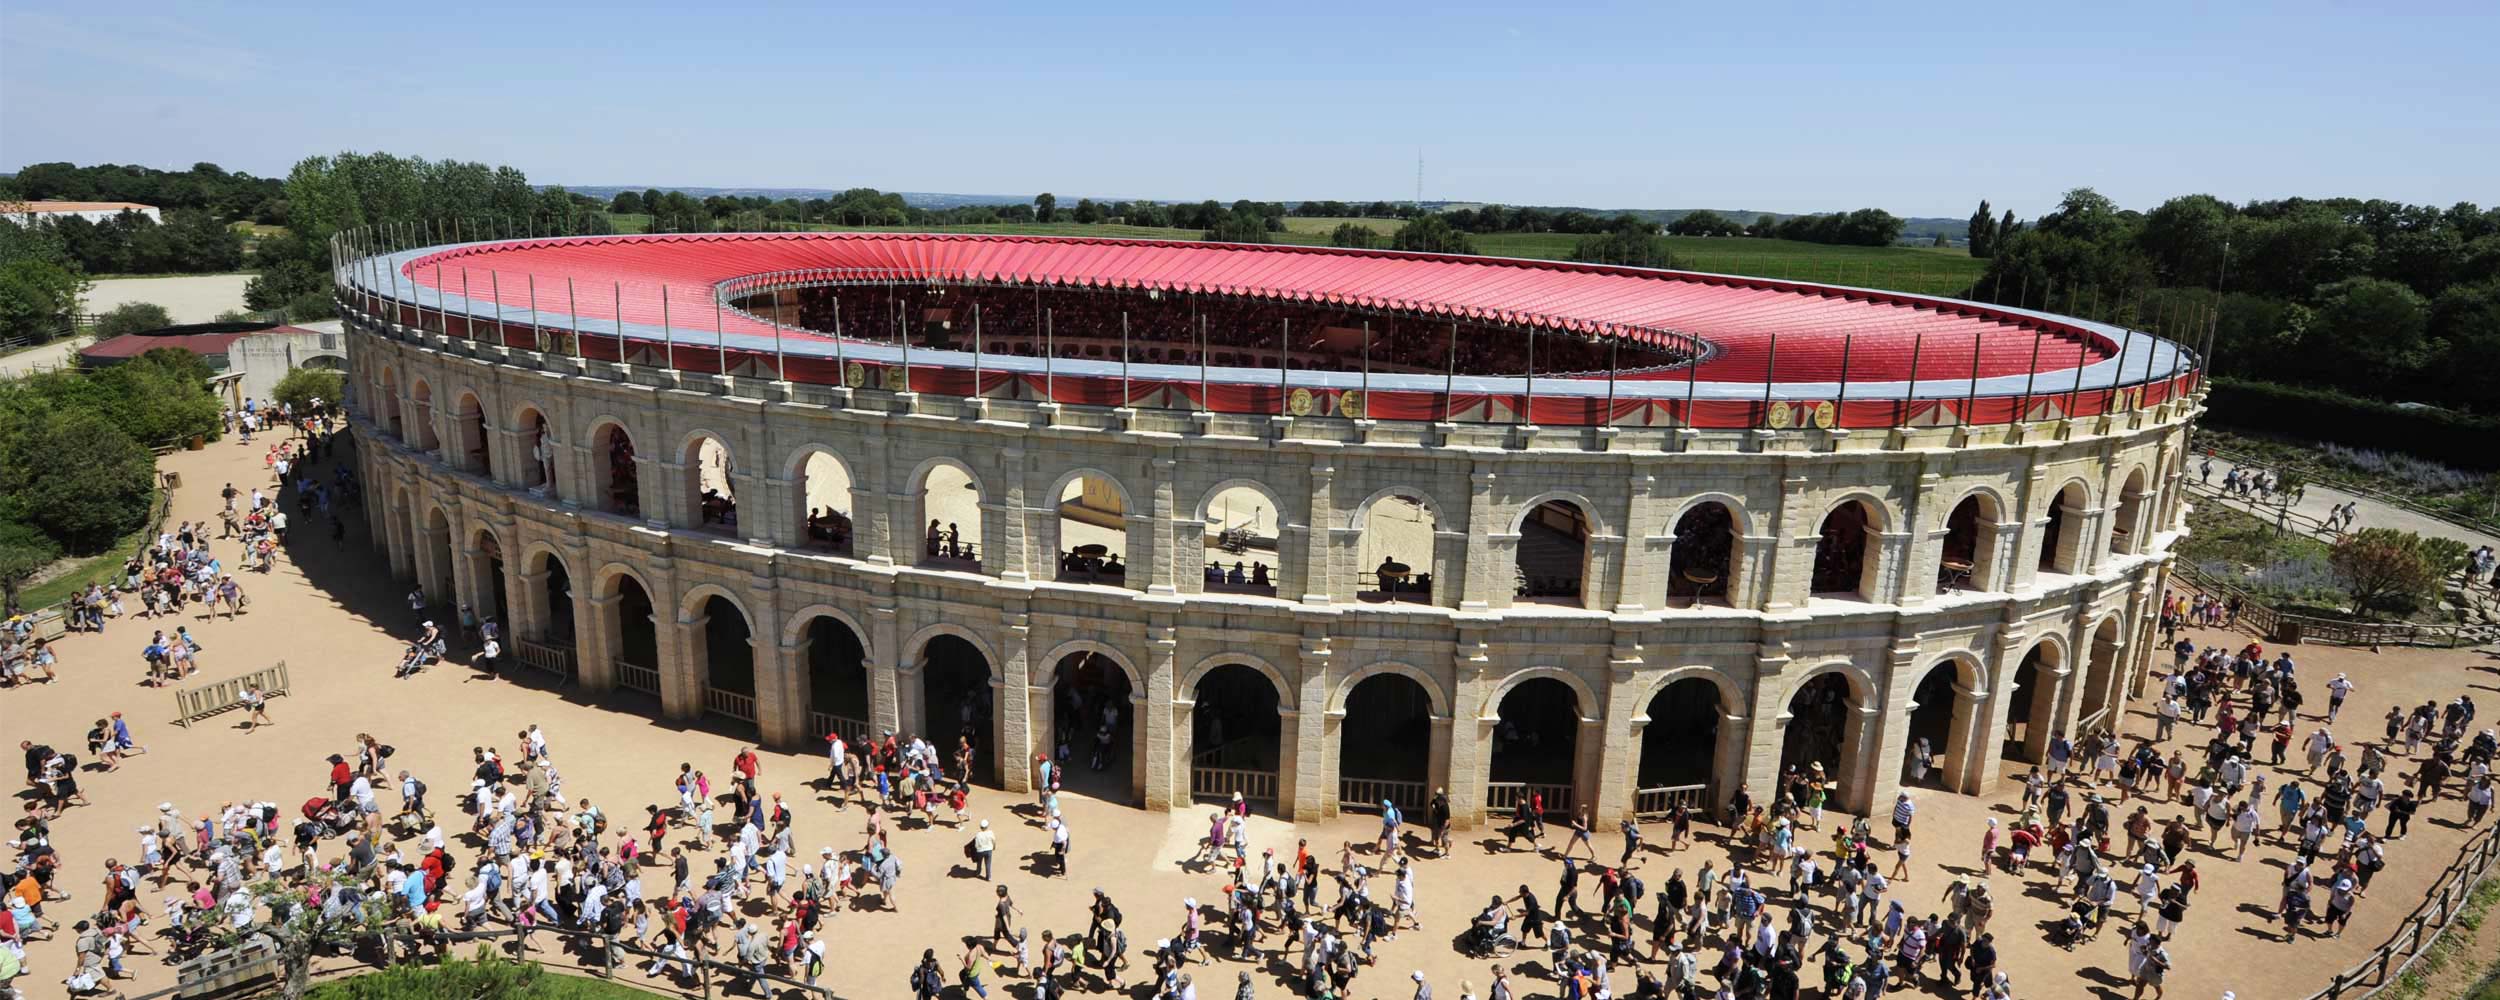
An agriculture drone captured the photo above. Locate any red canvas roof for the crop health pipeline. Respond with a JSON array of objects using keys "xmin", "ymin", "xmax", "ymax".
[
  {"xmin": 78, "ymin": 331, "xmax": 253, "ymax": 361},
  {"xmin": 399, "ymin": 232, "xmax": 2114, "ymax": 384}
]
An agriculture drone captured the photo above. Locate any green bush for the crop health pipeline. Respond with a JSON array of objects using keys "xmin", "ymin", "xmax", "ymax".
[
  {"xmin": 271, "ymin": 367, "xmax": 344, "ymax": 413},
  {"xmin": 2203, "ymin": 378, "xmax": 2500, "ymax": 471},
  {"xmin": 0, "ymin": 408, "xmax": 153, "ymax": 553},
  {"xmin": 93, "ymin": 301, "xmax": 174, "ymax": 337},
  {"xmin": 306, "ymin": 949, "xmax": 649, "ymax": 999}
]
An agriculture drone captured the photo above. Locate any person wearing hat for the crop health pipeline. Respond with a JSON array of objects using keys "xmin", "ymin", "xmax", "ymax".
[
  {"xmin": 1411, "ymin": 970, "xmax": 1433, "ymax": 1000},
  {"xmin": 972, "ymin": 818, "xmax": 997, "ymax": 880}
]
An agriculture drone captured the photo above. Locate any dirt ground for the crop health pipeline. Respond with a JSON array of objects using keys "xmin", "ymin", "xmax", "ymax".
[
  {"xmin": 83, "ymin": 274, "xmax": 253, "ymax": 324},
  {"xmin": 8, "ymin": 434, "xmax": 2498, "ymax": 1000}
]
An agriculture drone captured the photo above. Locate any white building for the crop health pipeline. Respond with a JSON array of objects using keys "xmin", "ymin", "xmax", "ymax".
[{"xmin": 4, "ymin": 200, "xmax": 163, "ymax": 225}]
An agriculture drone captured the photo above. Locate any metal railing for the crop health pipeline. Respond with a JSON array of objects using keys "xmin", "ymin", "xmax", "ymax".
[
  {"xmin": 1632, "ymin": 783, "xmax": 1710, "ymax": 819},
  {"xmin": 1192, "ymin": 765, "xmax": 1279, "ymax": 804},
  {"xmin": 2299, "ymin": 820, "xmax": 2500, "ymax": 1000},
  {"xmin": 810, "ymin": 710, "xmax": 870, "ymax": 745},
  {"xmin": 615, "ymin": 659, "xmax": 660, "ymax": 696},
  {"xmin": 1488, "ymin": 781, "xmax": 1575, "ymax": 817},
  {"xmin": 703, "ymin": 686, "xmax": 756, "ymax": 722},
  {"xmin": 511, "ymin": 638, "xmax": 575, "ymax": 681},
  {"xmin": 171, "ymin": 660, "xmax": 291, "ymax": 727},
  {"xmin": 2172, "ymin": 561, "xmax": 2497, "ymax": 649},
  {"xmin": 1339, "ymin": 776, "xmax": 1429, "ymax": 814}
]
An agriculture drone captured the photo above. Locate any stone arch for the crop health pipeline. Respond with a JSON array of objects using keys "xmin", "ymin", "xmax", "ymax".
[
  {"xmin": 590, "ymin": 561, "xmax": 653, "ymax": 600},
  {"xmin": 1047, "ymin": 466, "xmax": 1135, "ymax": 585},
  {"xmin": 584, "ymin": 417, "xmax": 642, "ymax": 518},
  {"xmin": 1511, "ymin": 492, "xmax": 1598, "ymax": 606},
  {"xmin": 904, "ymin": 621, "xmax": 997, "ymax": 670},
  {"xmin": 1034, "ymin": 638, "xmax": 1144, "ymax": 691},
  {"xmin": 2111, "ymin": 465, "xmax": 2151, "ymax": 555},
  {"xmin": 1509, "ymin": 490, "xmax": 1610, "ymax": 537},
  {"xmin": 407, "ymin": 377, "xmax": 440, "ymax": 450},
  {"xmin": 1938, "ymin": 487, "xmax": 2007, "ymax": 593},
  {"xmin": 1810, "ymin": 495, "xmax": 1889, "ymax": 597},
  {"xmin": 1180, "ymin": 652, "xmax": 1298, "ymax": 713},
  {"xmin": 1329, "ymin": 660, "xmax": 1451, "ymax": 718},
  {"xmin": 678, "ymin": 429, "xmax": 742, "ymax": 533},
  {"xmin": 517, "ymin": 542, "xmax": 575, "ymax": 645},
  {"xmin": 675, "ymin": 582, "xmax": 753, "ymax": 626},
  {"xmin": 466, "ymin": 522, "xmax": 509, "ymax": 625},
  {"xmin": 1353, "ymin": 486, "xmax": 1446, "ymax": 603},
  {"xmin": 2039, "ymin": 478, "xmax": 2094, "ymax": 574},
  {"xmin": 2079, "ymin": 613, "xmax": 2127, "ymax": 731},
  {"xmin": 1631, "ymin": 664, "xmax": 1750, "ymax": 719},
  {"xmin": 1666, "ymin": 495, "xmax": 1749, "ymax": 606},
  {"xmin": 419, "ymin": 502, "xmax": 455, "ymax": 601},
  {"xmin": 909, "ymin": 457, "xmax": 985, "ymax": 567},
  {"xmin": 510, "ymin": 402, "xmax": 558, "ymax": 494},
  {"xmin": 1777, "ymin": 660, "xmax": 1878, "ymax": 716},
  {"xmin": 2002, "ymin": 636, "xmax": 2067, "ymax": 765},
  {"xmin": 1902, "ymin": 651, "xmax": 1989, "ymax": 794},
  {"xmin": 1774, "ymin": 660, "xmax": 1877, "ymax": 809},
  {"xmin": 451, "ymin": 390, "xmax": 490, "ymax": 476},
  {"xmin": 778, "ymin": 602, "xmax": 875, "ymax": 660},
  {"xmin": 1195, "ymin": 478, "xmax": 1287, "ymax": 525},
  {"xmin": 1634, "ymin": 665, "xmax": 1748, "ymax": 809},
  {"xmin": 785, "ymin": 444, "xmax": 857, "ymax": 553},
  {"xmin": 1481, "ymin": 665, "xmax": 1602, "ymax": 722}
]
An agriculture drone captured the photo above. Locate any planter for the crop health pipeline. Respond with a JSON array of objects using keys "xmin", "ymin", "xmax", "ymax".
[{"xmin": 187, "ymin": 434, "xmax": 205, "ymax": 450}]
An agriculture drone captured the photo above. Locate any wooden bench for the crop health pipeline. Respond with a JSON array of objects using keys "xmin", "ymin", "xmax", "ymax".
[
  {"xmin": 175, "ymin": 937, "xmax": 279, "ymax": 996},
  {"xmin": 172, "ymin": 661, "xmax": 291, "ymax": 728}
]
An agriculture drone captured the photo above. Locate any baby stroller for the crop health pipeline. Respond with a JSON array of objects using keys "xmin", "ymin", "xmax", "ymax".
[{"xmin": 301, "ymin": 796, "xmax": 357, "ymax": 836}]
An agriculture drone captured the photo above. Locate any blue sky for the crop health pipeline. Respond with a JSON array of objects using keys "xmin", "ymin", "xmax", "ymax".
[{"xmin": 4, "ymin": 1, "xmax": 2493, "ymax": 218}]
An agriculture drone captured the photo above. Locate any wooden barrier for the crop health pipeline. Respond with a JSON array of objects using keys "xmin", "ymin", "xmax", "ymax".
[
  {"xmin": 172, "ymin": 661, "xmax": 291, "ymax": 728},
  {"xmin": 1633, "ymin": 783, "xmax": 1710, "ymax": 819},
  {"xmin": 2298, "ymin": 821, "xmax": 2500, "ymax": 999},
  {"xmin": 1192, "ymin": 765, "xmax": 1279, "ymax": 804},
  {"xmin": 174, "ymin": 935, "xmax": 279, "ymax": 996},
  {"xmin": 1340, "ymin": 776, "xmax": 1430, "ymax": 814},
  {"xmin": 2172, "ymin": 561, "xmax": 2496, "ymax": 649},
  {"xmin": 511, "ymin": 638, "xmax": 576, "ymax": 682},
  {"xmin": 1488, "ymin": 780, "xmax": 1575, "ymax": 818}
]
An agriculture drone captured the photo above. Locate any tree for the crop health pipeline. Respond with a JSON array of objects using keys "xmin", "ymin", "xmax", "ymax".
[
  {"xmin": 1071, "ymin": 198, "xmax": 1102, "ymax": 225},
  {"xmin": 0, "ymin": 408, "xmax": 154, "ymax": 553},
  {"xmin": 609, "ymin": 190, "xmax": 644, "ymax": 215},
  {"xmin": 271, "ymin": 367, "xmax": 346, "ymax": 414},
  {"xmin": 1668, "ymin": 210, "xmax": 1741, "ymax": 237},
  {"xmin": 1571, "ymin": 223, "xmax": 1680, "ymax": 269},
  {"xmin": 1390, "ymin": 214, "xmax": 1477, "ymax": 255},
  {"xmin": 95, "ymin": 302, "xmax": 175, "ymax": 337},
  {"xmin": 0, "ymin": 521, "xmax": 58, "ymax": 608},
  {"xmin": 0, "ymin": 220, "xmax": 89, "ymax": 344},
  {"xmin": 1034, "ymin": 193, "xmax": 1058, "ymax": 223},
  {"xmin": 1201, "ymin": 212, "xmax": 1273, "ymax": 244},
  {"xmin": 2328, "ymin": 528, "xmax": 2465, "ymax": 616},
  {"xmin": 1967, "ymin": 199, "xmax": 1995, "ymax": 258},
  {"xmin": 1328, "ymin": 222, "xmax": 1383, "ymax": 249}
]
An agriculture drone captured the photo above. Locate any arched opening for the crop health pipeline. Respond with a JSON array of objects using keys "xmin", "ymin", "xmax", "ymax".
[
  {"xmin": 695, "ymin": 595, "xmax": 757, "ymax": 733},
  {"xmin": 2039, "ymin": 483, "xmax": 2085, "ymax": 574},
  {"xmin": 2110, "ymin": 469, "xmax": 2148, "ymax": 555},
  {"xmin": 609, "ymin": 575, "xmax": 660, "ymax": 697},
  {"xmin": 1637, "ymin": 678, "xmax": 1724, "ymax": 812},
  {"xmin": 1356, "ymin": 493, "xmax": 1438, "ymax": 603},
  {"xmin": 1048, "ymin": 652, "xmax": 1136, "ymax": 802},
  {"xmin": 454, "ymin": 393, "xmax": 489, "ymax": 477},
  {"xmin": 916, "ymin": 462, "xmax": 983, "ymax": 570},
  {"xmin": 920, "ymin": 635, "xmax": 995, "ymax": 786},
  {"xmin": 1810, "ymin": 500, "xmax": 1878, "ymax": 598},
  {"xmin": 1491, "ymin": 677, "xmax": 1583, "ymax": 816},
  {"xmin": 1054, "ymin": 474, "xmax": 1129, "ymax": 585},
  {"xmin": 1339, "ymin": 672, "xmax": 1433, "ymax": 814},
  {"xmin": 1666, "ymin": 502, "xmax": 1738, "ymax": 607},
  {"xmin": 534, "ymin": 552, "xmax": 574, "ymax": 645},
  {"xmin": 421, "ymin": 506, "xmax": 454, "ymax": 604},
  {"xmin": 1514, "ymin": 500, "xmax": 1590, "ymax": 605},
  {"xmin": 795, "ymin": 451, "xmax": 854, "ymax": 555},
  {"xmin": 1190, "ymin": 663, "xmax": 1284, "ymax": 811},
  {"xmin": 1778, "ymin": 672, "xmax": 1862, "ymax": 807},
  {"xmin": 1938, "ymin": 494, "xmax": 1998, "ymax": 593},
  {"xmin": 409, "ymin": 380, "xmax": 439, "ymax": 451},
  {"xmin": 1902, "ymin": 662, "xmax": 1968, "ymax": 790},
  {"xmin": 471, "ymin": 528, "xmax": 508, "ymax": 628},
  {"xmin": 2004, "ymin": 643, "xmax": 2062, "ymax": 765},
  {"xmin": 687, "ymin": 436, "xmax": 738, "ymax": 535},
  {"xmin": 517, "ymin": 407, "xmax": 555, "ymax": 496},
  {"xmin": 379, "ymin": 368, "xmax": 403, "ymax": 438},
  {"xmin": 594, "ymin": 424, "xmax": 641, "ymax": 518},
  {"xmin": 1200, "ymin": 484, "xmax": 1279, "ymax": 596},
  {"xmin": 802, "ymin": 616, "xmax": 870, "ymax": 745},
  {"xmin": 2080, "ymin": 618, "xmax": 2123, "ymax": 734}
]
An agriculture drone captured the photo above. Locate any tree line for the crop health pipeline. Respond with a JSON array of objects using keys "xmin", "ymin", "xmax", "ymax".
[
  {"xmin": 7, "ymin": 161, "xmax": 286, "ymax": 224},
  {"xmin": 1961, "ymin": 189, "xmax": 2499, "ymax": 413},
  {"xmin": 0, "ymin": 348, "xmax": 224, "ymax": 602}
]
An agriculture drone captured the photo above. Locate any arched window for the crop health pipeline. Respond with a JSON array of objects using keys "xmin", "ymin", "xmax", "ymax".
[
  {"xmin": 1055, "ymin": 473, "xmax": 1128, "ymax": 585},
  {"xmin": 1514, "ymin": 500, "xmax": 1590, "ymax": 605},
  {"xmin": 1356, "ymin": 492, "xmax": 1438, "ymax": 603},
  {"xmin": 1811, "ymin": 500, "xmax": 1878, "ymax": 598},
  {"xmin": 1200, "ymin": 484, "xmax": 1279, "ymax": 596},
  {"xmin": 1667, "ymin": 503, "xmax": 1737, "ymax": 606}
]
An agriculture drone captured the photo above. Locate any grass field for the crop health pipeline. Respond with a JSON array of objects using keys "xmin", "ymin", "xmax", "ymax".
[{"xmin": 601, "ymin": 214, "xmax": 1985, "ymax": 296}]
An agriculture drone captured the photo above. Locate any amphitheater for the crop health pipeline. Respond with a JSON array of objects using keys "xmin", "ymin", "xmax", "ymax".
[{"xmin": 337, "ymin": 230, "xmax": 2201, "ymax": 827}]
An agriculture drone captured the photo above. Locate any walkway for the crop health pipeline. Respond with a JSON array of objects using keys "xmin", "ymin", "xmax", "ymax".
[
  {"xmin": 2188, "ymin": 460, "xmax": 2500, "ymax": 553},
  {"xmin": 8, "ymin": 434, "xmax": 2497, "ymax": 1000}
]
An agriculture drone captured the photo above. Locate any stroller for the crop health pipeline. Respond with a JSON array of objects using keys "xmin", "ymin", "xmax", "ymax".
[{"xmin": 301, "ymin": 797, "xmax": 358, "ymax": 837}]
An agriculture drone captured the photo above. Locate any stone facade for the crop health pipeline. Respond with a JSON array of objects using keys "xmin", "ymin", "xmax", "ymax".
[{"xmin": 344, "ymin": 305, "xmax": 2192, "ymax": 827}]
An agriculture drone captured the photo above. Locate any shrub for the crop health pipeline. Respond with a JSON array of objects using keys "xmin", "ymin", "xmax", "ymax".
[
  {"xmin": 93, "ymin": 301, "xmax": 174, "ymax": 337},
  {"xmin": 2328, "ymin": 528, "xmax": 2469, "ymax": 616},
  {"xmin": 2203, "ymin": 378, "xmax": 2500, "ymax": 471},
  {"xmin": 271, "ymin": 367, "xmax": 344, "ymax": 414}
]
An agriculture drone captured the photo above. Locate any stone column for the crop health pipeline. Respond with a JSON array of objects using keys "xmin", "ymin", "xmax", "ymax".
[
  {"xmin": 1763, "ymin": 471, "xmax": 1811, "ymax": 611},
  {"xmin": 1483, "ymin": 533, "xmax": 1521, "ymax": 610},
  {"xmin": 1142, "ymin": 627, "xmax": 1179, "ymax": 809},
  {"xmin": 1430, "ymin": 530, "xmax": 1466, "ymax": 610},
  {"xmin": 996, "ymin": 614, "xmax": 1033, "ymax": 793},
  {"xmin": 1895, "ymin": 470, "xmax": 1940, "ymax": 605},
  {"xmin": 1427, "ymin": 715, "xmax": 1457, "ymax": 826},
  {"xmin": 990, "ymin": 446, "xmax": 1028, "ymax": 582},
  {"xmin": 636, "ymin": 455, "xmax": 672, "ymax": 531},
  {"xmin": 761, "ymin": 473, "xmax": 801, "ymax": 548},
  {"xmin": 1583, "ymin": 534, "xmax": 1624, "ymax": 612},
  {"xmin": 1592, "ymin": 635, "xmax": 1645, "ymax": 824},
  {"xmin": 1863, "ymin": 638, "xmax": 1922, "ymax": 813},
  {"xmin": 1173, "ymin": 516, "xmax": 1210, "ymax": 595},
  {"xmin": 1446, "ymin": 627, "xmax": 1494, "ymax": 824},
  {"xmin": 869, "ymin": 606, "xmax": 902, "ymax": 735},
  {"xmin": 1302, "ymin": 463, "xmax": 1336, "ymax": 605},
  {"xmin": 1459, "ymin": 469, "xmax": 1498, "ymax": 611},
  {"xmin": 1742, "ymin": 630, "xmax": 1796, "ymax": 808},
  {"xmin": 1290, "ymin": 662, "xmax": 1330, "ymax": 822},
  {"xmin": 1140, "ymin": 456, "xmax": 1178, "ymax": 596},
  {"xmin": 667, "ymin": 610, "xmax": 707, "ymax": 722},
  {"xmin": 576, "ymin": 585, "xmax": 617, "ymax": 694},
  {"xmin": 1614, "ymin": 473, "xmax": 1660, "ymax": 614},
  {"xmin": 499, "ymin": 548, "xmax": 534, "ymax": 640},
  {"xmin": 748, "ymin": 575, "xmax": 799, "ymax": 748}
]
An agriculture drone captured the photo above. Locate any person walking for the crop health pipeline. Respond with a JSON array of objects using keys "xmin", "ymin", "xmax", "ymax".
[{"xmin": 971, "ymin": 819, "xmax": 996, "ymax": 880}]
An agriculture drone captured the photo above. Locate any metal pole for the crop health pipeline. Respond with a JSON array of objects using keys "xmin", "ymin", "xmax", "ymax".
[
  {"xmin": 1683, "ymin": 336, "xmax": 1699, "ymax": 426},
  {"xmin": 1759, "ymin": 332, "xmax": 1778, "ymax": 418},
  {"xmin": 1523, "ymin": 327, "xmax": 1536, "ymax": 425},
  {"xmin": 1605, "ymin": 333, "xmax": 1618, "ymax": 425},
  {"xmin": 832, "ymin": 294, "xmax": 845, "ymax": 378},
  {"xmin": 613, "ymin": 282, "xmax": 625, "ymax": 361},
  {"xmin": 1443, "ymin": 320, "xmax": 1458, "ymax": 421},
  {"xmin": 2020, "ymin": 326, "xmax": 2043, "ymax": 419},
  {"xmin": 528, "ymin": 274, "xmax": 541, "ymax": 350},
  {"xmin": 715, "ymin": 292, "xmax": 728, "ymax": 375},
  {"xmin": 490, "ymin": 272, "xmax": 505, "ymax": 345},
  {"xmin": 1197, "ymin": 312, "xmax": 1208, "ymax": 411},
  {"xmin": 460, "ymin": 269, "xmax": 473, "ymax": 339},
  {"xmin": 1835, "ymin": 332, "xmax": 1853, "ymax": 415},
  {"xmin": 1124, "ymin": 311, "xmax": 1133, "ymax": 407},
  {"xmin": 1277, "ymin": 318, "xmax": 1288, "ymax": 416},
  {"xmin": 1045, "ymin": 307, "xmax": 1055, "ymax": 402},
  {"xmin": 2110, "ymin": 322, "xmax": 2137, "ymax": 415},
  {"xmin": 1963, "ymin": 328, "xmax": 1983, "ymax": 423},
  {"xmin": 972, "ymin": 301, "xmax": 983, "ymax": 397},
  {"xmin": 1363, "ymin": 320, "xmax": 1374, "ymax": 419},
  {"xmin": 772, "ymin": 286, "xmax": 787, "ymax": 381},
  {"xmin": 1902, "ymin": 331, "xmax": 1924, "ymax": 427},
  {"xmin": 567, "ymin": 278, "xmax": 582, "ymax": 358},
  {"xmin": 662, "ymin": 285, "xmax": 674, "ymax": 371}
]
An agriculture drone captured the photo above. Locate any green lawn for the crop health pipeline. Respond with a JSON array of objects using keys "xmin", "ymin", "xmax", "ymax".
[
  {"xmin": 597, "ymin": 216, "xmax": 1986, "ymax": 297},
  {"xmin": 16, "ymin": 491, "xmax": 160, "ymax": 611}
]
